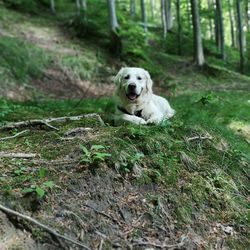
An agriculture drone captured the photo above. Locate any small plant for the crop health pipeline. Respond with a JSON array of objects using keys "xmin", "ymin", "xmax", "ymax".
[
  {"xmin": 80, "ymin": 144, "xmax": 111, "ymax": 165},
  {"xmin": 22, "ymin": 181, "xmax": 55, "ymax": 198}
]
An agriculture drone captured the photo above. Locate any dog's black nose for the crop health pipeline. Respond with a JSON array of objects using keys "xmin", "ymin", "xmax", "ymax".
[{"xmin": 128, "ymin": 83, "xmax": 136, "ymax": 90}]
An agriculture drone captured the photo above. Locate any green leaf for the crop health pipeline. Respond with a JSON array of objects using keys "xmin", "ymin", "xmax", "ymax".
[
  {"xmin": 35, "ymin": 187, "xmax": 45, "ymax": 198},
  {"xmin": 91, "ymin": 145, "xmax": 105, "ymax": 151},
  {"xmin": 38, "ymin": 167, "xmax": 47, "ymax": 178},
  {"xmin": 80, "ymin": 144, "xmax": 90, "ymax": 156},
  {"xmin": 22, "ymin": 188, "xmax": 34, "ymax": 194},
  {"xmin": 42, "ymin": 181, "xmax": 54, "ymax": 189}
]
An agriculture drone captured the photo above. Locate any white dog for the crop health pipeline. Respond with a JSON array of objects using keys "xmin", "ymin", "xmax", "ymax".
[{"xmin": 114, "ymin": 67, "xmax": 175, "ymax": 125}]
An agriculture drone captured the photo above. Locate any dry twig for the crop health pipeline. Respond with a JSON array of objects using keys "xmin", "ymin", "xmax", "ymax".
[
  {"xmin": 0, "ymin": 152, "xmax": 38, "ymax": 158},
  {"xmin": 0, "ymin": 130, "xmax": 29, "ymax": 141},
  {"xmin": 0, "ymin": 204, "xmax": 91, "ymax": 250},
  {"xmin": 0, "ymin": 113, "xmax": 105, "ymax": 131},
  {"xmin": 186, "ymin": 134, "xmax": 213, "ymax": 142}
]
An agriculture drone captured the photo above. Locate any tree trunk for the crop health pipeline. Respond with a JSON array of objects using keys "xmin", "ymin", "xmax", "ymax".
[
  {"xmin": 176, "ymin": 0, "xmax": 182, "ymax": 55},
  {"xmin": 215, "ymin": 0, "xmax": 225, "ymax": 60},
  {"xmin": 228, "ymin": 0, "xmax": 236, "ymax": 47},
  {"xmin": 245, "ymin": 0, "xmax": 250, "ymax": 31},
  {"xmin": 190, "ymin": 0, "xmax": 205, "ymax": 66},
  {"xmin": 130, "ymin": 0, "xmax": 136, "ymax": 17},
  {"xmin": 107, "ymin": 0, "xmax": 121, "ymax": 56},
  {"xmin": 50, "ymin": 0, "xmax": 55, "ymax": 14},
  {"xmin": 207, "ymin": 0, "xmax": 214, "ymax": 39},
  {"xmin": 186, "ymin": 0, "xmax": 191, "ymax": 28},
  {"xmin": 236, "ymin": 0, "xmax": 244, "ymax": 72},
  {"xmin": 140, "ymin": 0, "xmax": 148, "ymax": 32},
  {"xmin": 76, "ymin": 0, "xmax": 81, "ymax": 15},
  {"xmin": 150, "ymin": 0, "xmax": 155, "ymax": 20},
  {"xmin": 161, "ymin": 0, "xmax": 167, "ymax": 38},
  {"xmin": 165, "ymin": 0, "xmax": 173, "ymax": 30},
  {"xmin": 81, "ymin": 0, "xmax": 87, "ymax": 22}
]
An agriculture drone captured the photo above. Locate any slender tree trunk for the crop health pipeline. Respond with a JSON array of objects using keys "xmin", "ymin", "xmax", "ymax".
[
  {"xmin": 213, "ymin": 0, "xmax": 220, "ymax": 47},
  {"xmin": 150, "ymin": 0, "xmax": 155, "ymax": 21},
  {"xmin": 176, "ymin": 0, "xmax": 182, "ymax": 55},
  {"xmin": 236, "ymin": 0, "xmax": 244, "ymax": 72},
  {"xmin": 130, "ymin": 0, "xmax": 136, "ymax": 17},
  {"xmin": 245, "ymin": 0, "xmax": 250, "ymax": 31},
  {"xmin": 166, "ymin": 0, "xmax": 173, "ymax": 30},
  {"xmin": 81, "ymin": 0, "xmax": 87, "ymax": 22},
  {"xmin": 50, "ymin": 0, "xmax": 55, "ymax": 14},
  {"xmin": 107, "ymin": 0, "xmax": 121, "ymax": 56},
  {"xmin": 161, "ymin": 0, "xmax": 167, "ymax": 38},
  {"xmin": 140, "ymin": 0, "xmax": 148, "ymax": 32},
  {"xmin": 215, "ymin": 0, "xmax": 225, "ymax": 60},
  {"xmin": 186, "ymin": 0, "xmax": 191, "ymax": 28},
  {"xmin": 207, "ymin": 0, "xmax": 214, "ymax": 39},
  {"xmin": 76, "ymin": 0, "xmax": 81, "ymax": 15},
  {"xmin": 228, "ymin": 0, "xmax": 236, "ymax": 47},
  {"xmin": 190, "ymin": 0, "xmax": 205, "ymax": 66}
]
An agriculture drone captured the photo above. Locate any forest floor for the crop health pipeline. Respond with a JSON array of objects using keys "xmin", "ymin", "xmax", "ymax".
[{"xmin": 0, "ymin": 4, "xmax": 250, "ymax": 250}]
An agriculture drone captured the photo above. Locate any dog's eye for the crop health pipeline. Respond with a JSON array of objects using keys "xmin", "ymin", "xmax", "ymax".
[
  {"xmin": 124, "ymin": 75, "xmax": 130, "ymax": 80},
  {"xmin": 137, "ymin": 76, "xmax": 142, "ymax": 80}
]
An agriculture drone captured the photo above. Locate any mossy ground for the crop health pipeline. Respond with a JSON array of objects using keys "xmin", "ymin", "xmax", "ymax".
[{"xmin": 0, "ymin": 3, "xmax": 249, "ymax": 250}]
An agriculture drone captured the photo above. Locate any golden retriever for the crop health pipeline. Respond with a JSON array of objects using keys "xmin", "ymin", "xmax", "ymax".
[{"xmin": 114, "ymin": 67, "xmax": 175, "ymax": 125}]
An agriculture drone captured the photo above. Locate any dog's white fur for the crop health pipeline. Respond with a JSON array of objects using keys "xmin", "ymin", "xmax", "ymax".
[{"xmin": 114, "ymin": 67, "xmax": 175, "ymax": 125}]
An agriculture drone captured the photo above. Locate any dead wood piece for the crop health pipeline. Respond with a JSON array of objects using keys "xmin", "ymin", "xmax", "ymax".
[
  {"xmin": 0, "ymin": 204, "xmax": 91, "ymax": 250},
  {"xmin": 0, "ymin": 130, "xmax": 29, "ymax": 141},
  {"xmin": 186, "ymin": 134, "xmax": 213, "ymax": 142},
  {"xmin": 0, "ymin": 152, "xmax": 38, "ymax": 158},
  {"xmin": 0, "ymin": 113, "xmax": 105, "ymax": 131}
]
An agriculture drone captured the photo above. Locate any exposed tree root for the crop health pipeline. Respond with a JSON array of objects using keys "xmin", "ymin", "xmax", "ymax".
[
  {"xmin": 0, "ymin": 113, "xmax": 105, "ymax": 131},
  {"xmin": 0, "ymin": 204, "xmax": 91, "ymax": 250},
  {"xmin": 0, "ymin": 130, "xmax": 29, "ymax": 141}
]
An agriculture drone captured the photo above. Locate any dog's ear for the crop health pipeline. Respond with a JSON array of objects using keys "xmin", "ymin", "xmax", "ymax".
[
  {"xmin": 144, "ymin": 70, "xmax": 153, "ymax": 93},
  {"xmin": 114, "ymin": 68, "xmax": 124, "ymax": 86}
]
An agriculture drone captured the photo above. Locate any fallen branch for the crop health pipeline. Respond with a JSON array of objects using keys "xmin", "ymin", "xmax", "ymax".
[
  {"xmin": 0, "ymin": 204, "xmax": 91, "ymax": 250},
  {"xmin": 185, "ymin": 134, "xmax": 213, "ymax": 142},
  {"xmin": 132, "ymin": 236, "xmax": 187, "ymax": 249},
  {"xmin": 0, "ymin": 152, "xmax": 38, "ymax": 158},
  {"xmin": 0, "ymin": 130, "xmax": 29, "ymax": 141},
  {"xmin": 0, "ymin": 113, "xmax": 105, "ymax": 131}
]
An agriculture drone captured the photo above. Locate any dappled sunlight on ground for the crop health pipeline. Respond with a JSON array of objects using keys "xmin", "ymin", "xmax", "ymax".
[{"xmin": 228, "ymin": 121, "xmax": 250, "ymax": 143}]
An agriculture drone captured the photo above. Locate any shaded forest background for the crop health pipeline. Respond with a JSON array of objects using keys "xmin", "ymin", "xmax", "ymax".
[{"xmin": 0, "ymin": 0, "xmax": 249, "ymax": 250}]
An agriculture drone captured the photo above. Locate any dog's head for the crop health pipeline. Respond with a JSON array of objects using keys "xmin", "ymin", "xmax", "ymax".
[{"xmin": 114, "ymin": 67, "xmax": 153, "ymax": 101}]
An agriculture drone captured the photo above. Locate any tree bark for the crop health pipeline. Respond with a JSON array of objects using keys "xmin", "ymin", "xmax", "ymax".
[
  {"xmin": 107, "ymin": 0, "xmax": 121, "ymax": 56},
  {"xmin": 161, "ymin": 0, "xmax": 167, "ymax": 38},
  {"xmin": 207, "ymin": 0, "xmax": 214, "ymax": 40},
  {"xmin": 236, "ymin": 0, "xmax": 244, "ymax": 72},
  {"xmin": 176, "ymin": 0, "xmax": 182, "ymax": 55},
  {"xmin": 215, "ymin": 0, "xmax": 225, "ymax": 60},
  {"xmin": 190, "ymin": 0, "xmax": 205, "ymax": 66},
  {"xmin": 76, "ymin": 0, "xmax": 81, "ymax": 15},
  {"xmin": 130, "ymin": 0, "xmax": 136, "ymax": 17},
  {"xmin": 81, "ymin": 0, "xmax": 87, "ymax": 22},
  {"xmin": 186, "ymin": 0, "xmax": 191, "ymax": 28},
  {"xmin": 150, "ymin": 0, "xmax": 155, "ymax": 20},
  {"xmin": 140, "ymin": 0, "xmax": 148, "ymax": 32},
  {"xmin": 228, "ymin": 0, "xmax": 236, "ymax": 47},
  {"xmin": 245, "ymin": 0, "xmax": 250, "ymax": 31},
  {"xmin": 165, "ymin": 0, "xmax": 173, "ymax": 30},
  {"xmin": 50, "ymin": 0, "xmax": 55, "ymax": 14}
]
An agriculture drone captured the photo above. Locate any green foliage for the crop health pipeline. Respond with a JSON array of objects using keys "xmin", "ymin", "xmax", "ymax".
[
  {"xmin": 0, "ymin": 36, "xmax": 50, "ymax": 84},
  {"xmin": 80, "ymin": 144, "xmax": 111, "ymax": 165}
]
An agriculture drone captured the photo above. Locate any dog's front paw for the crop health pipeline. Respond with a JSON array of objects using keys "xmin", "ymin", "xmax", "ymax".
[{"xmin": 146, "ymin": 117, "xmax": 162, "ymax": 124}]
